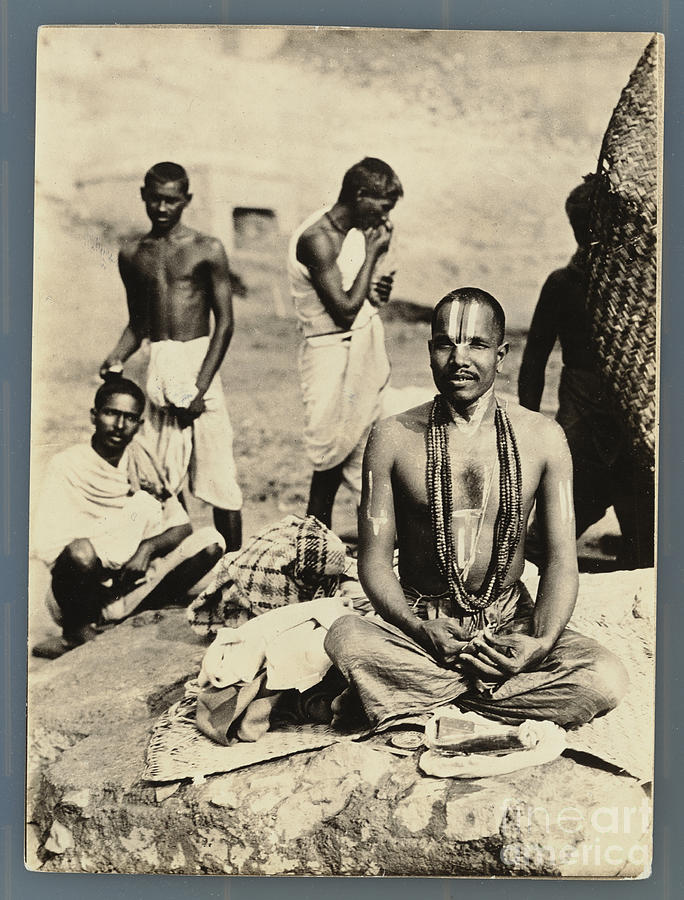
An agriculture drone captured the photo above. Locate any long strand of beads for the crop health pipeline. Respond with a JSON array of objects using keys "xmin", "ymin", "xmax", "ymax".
[{"xmin": 426, "ymin": 395, "xmax": 523, "ymax": 614}]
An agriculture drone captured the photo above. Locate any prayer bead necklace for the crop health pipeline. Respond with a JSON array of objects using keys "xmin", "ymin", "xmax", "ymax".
[{"xmin": 426, "ymin": 395, "xmax": 523, "ymax": 614}]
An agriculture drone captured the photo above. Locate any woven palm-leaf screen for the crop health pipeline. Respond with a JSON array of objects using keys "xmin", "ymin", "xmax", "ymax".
[{"xmin": 587, "ymin": 35, "xmax": 661, "ymax": 472}]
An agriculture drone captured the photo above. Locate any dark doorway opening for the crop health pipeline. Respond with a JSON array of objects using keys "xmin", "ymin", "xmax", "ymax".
[{"xmin": 232, "ymin": 207, "xmax": 278, "ymax": 251}]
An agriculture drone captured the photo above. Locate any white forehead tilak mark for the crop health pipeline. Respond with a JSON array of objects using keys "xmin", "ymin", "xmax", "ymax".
[
  {"xmin": 446, "ymin": 299, "xmax": 461, "ymax": 342},
  {"xmin": 446, "ymin": 300, "xmax": 481, "ymax": 344},
  {"xmin": 461, "ymin": 301, "xmax": 479, "ymax": 342}
]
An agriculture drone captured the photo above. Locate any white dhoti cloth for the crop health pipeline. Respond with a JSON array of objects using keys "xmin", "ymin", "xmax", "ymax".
[
  {"xmin": 288, "ymin": 208, "xmax": 392, "ymax": 496},
  {"xmin": 144, "ymin": 337, "xmax": 242, "ymax": 510},
  {"xmin": 198, "ymin": 596, "xmax": 355, "ymax": 693},
  {"xmin": 43, "ymin": 526, "xmax": 224, "ymax": 624},
  {"xmin": 99, "ymin": 525, "xmax": 223, "ymax": 622},
  {"xmin": 298, "ymin": 309, "xmax": 390, "ymax": 493}
]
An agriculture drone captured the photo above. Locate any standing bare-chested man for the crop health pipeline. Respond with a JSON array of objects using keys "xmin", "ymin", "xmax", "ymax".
[
  {"xmin": 325, "ymin": 287, "xmax": 628, "ymax": 730},
  {"xmin": 100, "ymin": 162, "xmax": 242, "ymax": 550}
]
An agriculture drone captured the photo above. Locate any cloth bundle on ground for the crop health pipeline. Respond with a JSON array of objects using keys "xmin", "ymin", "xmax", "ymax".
[
  {"xmin": 187, "ymin": 515, "xmax": 348, "ymax": 636},
  {"xmin": 195, "ymin": 596, "xmax": 354, "ymax": 745}
]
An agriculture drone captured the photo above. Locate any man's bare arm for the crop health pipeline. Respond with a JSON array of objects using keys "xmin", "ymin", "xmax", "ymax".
[
  {"xmin": 297, "ymin": 224, "xmax": 391, "ymax": 331},
  {"xmin": 100, "ymin": 250, "xmax": 148, "ymax": 375},
  {"xmin": 358, "ymin": 421, "xmax": 467, "ymax": 666},
  {"xmin": 118, "ymin": 523, "xmax": 192, "ymax": 588},
  {"xmin": 518, "ymin": 276, "xmax": 561, "ymax": 411},
  {"xmin": 358, "ymin": 422, "xmax": 414, "ymax": 630},
  {"xmin": 529, "ymin": 422, "xmax": 579, "ymax": 643},
  {"xmin": 195, "ymin": 239, "xmax": 234, "ymax": 395}
]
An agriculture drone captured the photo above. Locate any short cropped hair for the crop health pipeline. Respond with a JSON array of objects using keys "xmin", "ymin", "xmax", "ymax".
[
  {"xmin": 565, "ymin": 174, "xmax": 597, "ymax": 246},
  {"xmin": 143, "ymin": 161, "xmax": 190, "ymax": 194},
  {"xmin": 93, "ymin": 377, "xmax": 146, "ymax": 414},
  {"xmin": 431, "ymin": 287, "xmax": 506, "ymax": 344},
  {"xmin": 338, "ymin": 157, "xmax": 404, "ymax": 203}
]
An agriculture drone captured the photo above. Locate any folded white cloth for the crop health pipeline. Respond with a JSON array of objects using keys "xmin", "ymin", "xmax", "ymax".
[{"xmin": 198, "ymin": 596, "xmax": 355, "ymax": 691}]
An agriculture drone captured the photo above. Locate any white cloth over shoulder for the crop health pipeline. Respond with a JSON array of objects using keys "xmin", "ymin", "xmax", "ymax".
[
  {"xmin": 288, "ymin": 208, "xmax": 391, "ymax": 479},
  {"xmin": 32, "ymin": 440, "xmax": 224, "ymax": 624},
  {"xmin": 198, "ymin": 596, "xmax": 355, "ymax": 694},
  {"xmin": 144, "ymin": 336, "xmax": 242, "ymax": 510},
  {"xmin": 32, "ymin": 442, "xmax": 188, "ymax": 569}
]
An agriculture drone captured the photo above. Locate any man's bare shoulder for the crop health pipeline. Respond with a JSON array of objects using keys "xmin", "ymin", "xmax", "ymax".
[
  {"xmin": 298, "ymin": 212, "xmax": 328, "ymax": 243},
  {"xmin": 544, "ymin": 264, "xmax": 582, "ymax": 293},
  {"xmin": 505, "ymin": 400, "xmax": 568, "ymax": 454},
  {"xmin": 173, "ymin": 228, "xmax": 226, "ymax": 262},
  {"xmin": 373, "ymin": 401, "xmax": 431, "ymax": 442},
  {"xmin": 366, "ymin": 404, "xmax": 430, "ymax": 470},
  {"xmin": 189, "ymin": 229, "xmax": 225, "ymax": 252},
  {"xmin": 296, "ymin": 216, "xmax": 337, "ymax": 268},
  {"xmin": 394, "ymin": 400, "xmax": 432, "ymax": 431},
  {"xmin": 118, "ymin": 234, "xmax": 146, "ymax": 263}
]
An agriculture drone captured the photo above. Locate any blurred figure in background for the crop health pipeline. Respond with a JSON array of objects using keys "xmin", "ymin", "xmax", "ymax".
[{"xmin": 518, "ymin": 176, "xmax": 654, "ymax": 569}]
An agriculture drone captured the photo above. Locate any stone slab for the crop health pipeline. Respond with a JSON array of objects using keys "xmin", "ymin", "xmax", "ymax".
[{"xmin": 26, "ymin": 572, "xmax": 655, "ymax": 877}]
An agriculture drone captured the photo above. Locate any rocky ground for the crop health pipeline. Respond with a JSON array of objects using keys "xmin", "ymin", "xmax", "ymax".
[{"xmin": 26, "ymin": 568, "xmax": 654, "ymax": 877}]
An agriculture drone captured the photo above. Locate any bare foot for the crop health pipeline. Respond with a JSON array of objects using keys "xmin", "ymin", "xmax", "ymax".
[{"xmin": 31, "ymin": 624, "xmax": 99, "ymax": 660}]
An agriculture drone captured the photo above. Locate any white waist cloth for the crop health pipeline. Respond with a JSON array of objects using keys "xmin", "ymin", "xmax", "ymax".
[
  {"xmin": 143, "ymin": 337, "xmax": 242, "ymax": 510},
  {"xmin": 298, "ymin": 317, "xmax": 390, "ymax": 476},
  {"xmin": 199, "ymin": 596, "xmax": 355, "ymax": 693}
]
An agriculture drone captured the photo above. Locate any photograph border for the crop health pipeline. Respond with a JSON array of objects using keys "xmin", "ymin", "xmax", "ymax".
[{"xmin": 3, "ymin": 0, "xmax": 682, "ymax": 897}]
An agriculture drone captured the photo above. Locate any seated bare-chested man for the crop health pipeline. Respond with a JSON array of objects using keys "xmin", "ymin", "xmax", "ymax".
[
  {"xmin": 100, "ymin": 161, "xmax": 242, "ymax": 550},
  {"xmin": 325, "ymin": 287, "xmax": 628, "ymax": 729}
]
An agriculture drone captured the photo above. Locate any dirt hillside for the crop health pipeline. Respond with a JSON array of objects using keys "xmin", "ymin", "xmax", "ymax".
[{"xmin": 29, "ymin": 28, "xmax": 637, "ymax": 649}]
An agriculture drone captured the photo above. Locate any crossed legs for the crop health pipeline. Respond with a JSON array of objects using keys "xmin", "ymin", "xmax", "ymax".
[{"xmin": 324, "ymin": 614, "xmax": 628, "ymax": 731}]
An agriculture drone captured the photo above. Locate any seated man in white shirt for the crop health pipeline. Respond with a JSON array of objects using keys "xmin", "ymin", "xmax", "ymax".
[{"xmin": 32, "ymin": 377, "xmax": 224, "ymax": 658}]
